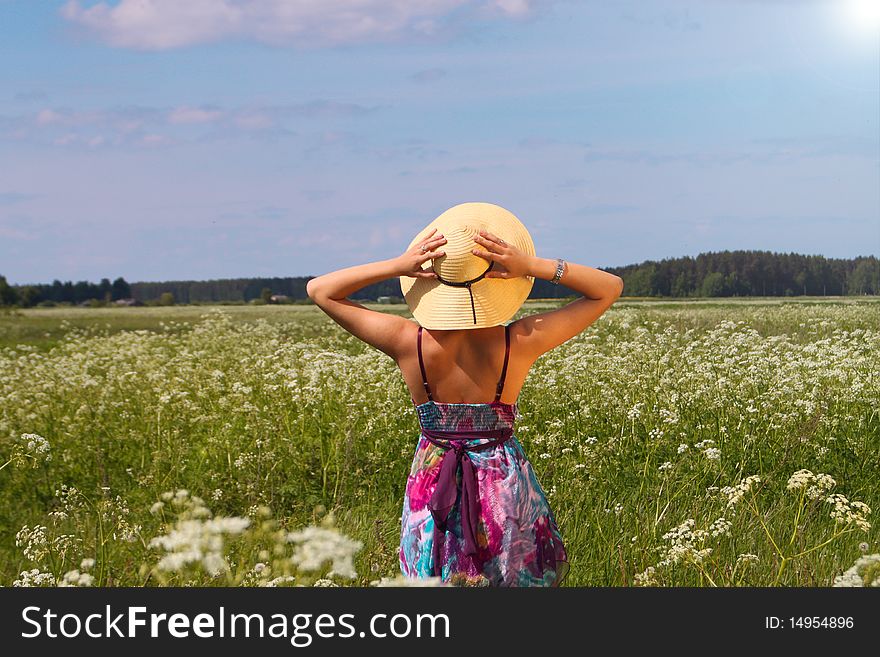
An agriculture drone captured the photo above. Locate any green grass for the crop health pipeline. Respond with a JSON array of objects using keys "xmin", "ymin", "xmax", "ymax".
[{"xmin": 1, "ymin": 299, "xmax": 878, "ymax": 586}]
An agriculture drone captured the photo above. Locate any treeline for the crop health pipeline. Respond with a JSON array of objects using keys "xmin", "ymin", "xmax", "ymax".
[
  {"xmin": 2, "ymin": 250, "xmax": 877, "ymax": 308},
  {"xmin": 613, "ymin": 251, "xmax": 878, "ymax": 297},
  {"xmin": 0, "ymin": 276, "xmax": 132, "ymax": 307}
]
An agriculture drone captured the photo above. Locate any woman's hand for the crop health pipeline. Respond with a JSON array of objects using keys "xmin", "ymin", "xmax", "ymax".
[
  {"xmin": 471, "ymin": 229, "xmax": 534, "ymax": 279},
  {"xmin": 393, "ymin": 228, "xmax": 447, "ymax": 278}
]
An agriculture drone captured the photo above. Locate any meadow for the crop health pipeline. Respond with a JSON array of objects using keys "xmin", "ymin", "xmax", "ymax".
[{"xmin": 1, "ymin": 298, "xmax": 878, "ymax": 587}]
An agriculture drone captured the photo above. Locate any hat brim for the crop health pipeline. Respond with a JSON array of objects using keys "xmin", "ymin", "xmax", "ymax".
[{"xmin": 400, "ymin": 272, "xmax": 534, "ymax": 329}]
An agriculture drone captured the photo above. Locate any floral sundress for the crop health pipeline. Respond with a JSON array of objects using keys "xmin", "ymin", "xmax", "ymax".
[{"xmin": 398, "ymin": 324, "xmax": 570, "ymax": 586}]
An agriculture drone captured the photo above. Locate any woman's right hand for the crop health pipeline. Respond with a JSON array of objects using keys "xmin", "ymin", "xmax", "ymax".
[
  {"xmin": 393, "ymin": 228, "xmax": 446, "ymax": 278},
  {"xmin": 471, "ymin": 229, "xmax": 534, "ymax": 279}
]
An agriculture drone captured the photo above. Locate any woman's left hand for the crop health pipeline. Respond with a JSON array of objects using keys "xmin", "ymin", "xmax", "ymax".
[{"xmin": 393, "ymin": 228, "xmax": 447, "ymax": 278}]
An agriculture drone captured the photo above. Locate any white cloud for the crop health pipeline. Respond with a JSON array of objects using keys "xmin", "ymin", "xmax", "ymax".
[
  {"xmin": 60, "ymin": 0, "xmax": 548, "ymax": 50},
  {"xmin": 168, "ymin": 106, "xmax": 224, "ymax": 124},
  {"xmin": 234, "ymin": 113, "xmax": 273, "ymax": 131},
  {"xmin": 1, "ymin": 100, "xmax": 377, "ymax": 150},
  {"xmin": 35, "ymin": 109, "xmax": 65, "ymax": 125},
  {"xmin": 140, "ymin": 133, "xmax": 175, "ymax": 147}
]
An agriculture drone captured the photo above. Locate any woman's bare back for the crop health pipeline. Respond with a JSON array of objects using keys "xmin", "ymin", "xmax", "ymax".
[{"xmin": 398, "ymin": 322, "xmax": 536, "ymax": 405}]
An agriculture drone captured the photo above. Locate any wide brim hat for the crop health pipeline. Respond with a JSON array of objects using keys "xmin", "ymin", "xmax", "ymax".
[{"xmin": 399, "ymin": 202, "xmax": 535, "ymax": 329}]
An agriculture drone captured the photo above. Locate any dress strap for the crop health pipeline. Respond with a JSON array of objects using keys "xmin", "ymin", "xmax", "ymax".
[
  {"xmin": 417, "ymin": 325, "xmax": 433, "ymax": 402},
  {"xmin": 494, "ymin": 323, "xmax": 511, "ymax": 402}
]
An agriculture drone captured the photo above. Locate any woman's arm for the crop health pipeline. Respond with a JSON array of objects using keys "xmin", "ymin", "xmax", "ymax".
[
  {"xmin": 472, "ymin": 229, "xmax": 623, "ymax": 360},
  {"xmin": 306, "ymin": 229, "xmax": 447, "ymax": 359}
]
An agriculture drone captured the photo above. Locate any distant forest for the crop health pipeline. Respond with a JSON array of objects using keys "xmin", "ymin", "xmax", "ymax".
[{"xmin": 2, "ymin": 250, "xmax": 877, "ymax": 307}]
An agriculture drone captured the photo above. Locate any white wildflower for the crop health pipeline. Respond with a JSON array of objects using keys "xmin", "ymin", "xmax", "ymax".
[
  {"xmin": 736, "ymin": 553, "xmax": 759, "ymax": 567},
  {"xmin": 148, "ymin": 493, "xmax": 251, "ymax": 576},
  {"xmin": 312, "ymin": 578, "xmax": 339, "ymax": 587},
  {"xmin": 12, "ymin": 568, "xmax": 57, "ymax": 587},
  {"xmin": 832, "ymin": 554, "xmax": 880, "ymax": 587},
  {"xmin": 370, "ymin": 575, "xmax": 446, "ymax": 587},
  {"xmin": 58, "ymin": 569, "xmax": 95, "ymax": 587},
  {"xmin": 786, "ymin": 469, "xmax": 836, "ymax": 500},
  {"xmin": 287, "ymin": 526, "xmax": 363, "ymax": 580},
  {"xmin": 709, "ymin": 517, "xmax": 732, "ymax": 538},
  {"xmin": 720, "ymin": 475, "xmax": 761, "ymax": 509},
  {"xmin": 825, "ymin": 494, "xmax": 871, "ymax": 533},
  {"xmin": 262, "ymin": 575, "xmax": 296, "ymax": 587},
  {"xmin": 15, "ymin": 525, "xmax": 50, "ymax": 562},
  {"xmin": 20, "ymin": 433, "xmax": 52, "ymax": 463},
  {"xmin": 703, "ymin": 447, "xmax": 721, "ymax": 460},
  {"xmin": 633, "ymin": 566, "xmax": 657, "ymax": 586}
]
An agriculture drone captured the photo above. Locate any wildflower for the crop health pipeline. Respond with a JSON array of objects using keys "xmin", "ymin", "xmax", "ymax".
[
  {"xmin": 720, "ymin": 475, "xmax": 761, "ymax": 509},
  {"xmin": 786, "ymin": 469, "xmax": 836, "ymax": 500},
  {"xmin": 709, "ymin": 517, "xmax": 732, "ymax": 538},
  {"xmin": 703, "ymin": 447, "xmax": 721, "ymax": 460},
  {"xmin": 262, "ymin": 575, "xmax": 296, "ymax": 587},
  {"xmin": 21, "ymin": 433, "xmax": 51, "ymax": 462},
  {"xmin": 286, "ymin": 526, "xmax": 363, "ymax": 580},
  {"xmin": 825, "ymin": 494, "xmax": 871, "ymax": 533},
  {"xmin": 148, "ymin": 502, "xmax": 251, "ymax": 576},
  {"xmin": 626, "ymin": 403, "xmax": 643, "ymax": 421},
  {"xmin": 8, "ymin": 433, "xmax": 52, "ymax": 468},
  {"xmin": 370, "ymin": 575, "xmax": 446, "ymax": 587},
  {"xmin": 633, "ymin": 566, "xmax": 657, "ymax": 587},
  {"xmin": 832, "ymin": 554, "xmax": 880, "ymax": 587},
  {"xmin": 657, "ymin": 518, "xmax": 714, "ymax": 567},
  {"xmin": 312, "ymin": 578, "xmax": 339, "ymax": 587},
  {"xmin": 15, "ymin": 525, "xmax": 50, "ymax": 562},
  {"xmin": 58, "ymin": 569, "xmax": 95, "ymax": 587},
  {"xmin": 12, "ymin": 569, "xmax": 56, "ymax": 587},
  {"xmin": 736, "ymin": 553, "xmax": 759, "ymax": 567}
]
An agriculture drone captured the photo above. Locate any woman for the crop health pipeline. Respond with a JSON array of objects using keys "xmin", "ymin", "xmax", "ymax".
[{"xmin": 307, "ymin": 202, "xmax": 623, "ymax": 586}]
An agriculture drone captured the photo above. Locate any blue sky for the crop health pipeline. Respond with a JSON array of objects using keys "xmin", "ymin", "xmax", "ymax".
[{"xmin": 1, "ymin": 0, "xmax": 878, "ymax": 285}]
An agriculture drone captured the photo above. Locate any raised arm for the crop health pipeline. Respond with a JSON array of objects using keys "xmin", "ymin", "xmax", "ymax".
[
  {"xmin": 471, "ymin": 229, "xmax": 623, "ymax": 362},
  {"xmin": 306, "ymin": 229, "xmax": 447, "ymax": 359}
]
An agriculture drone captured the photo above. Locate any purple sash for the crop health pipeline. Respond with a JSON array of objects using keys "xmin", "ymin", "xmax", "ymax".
[{"xmin": 420, "ymin": 427, "xmax": 514, "ymax": 577}]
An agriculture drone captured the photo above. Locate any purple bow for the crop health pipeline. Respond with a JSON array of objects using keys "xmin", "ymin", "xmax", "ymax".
[{"xmin": 420, "ymin": 427, "xmax": 513, "ymax": 578}]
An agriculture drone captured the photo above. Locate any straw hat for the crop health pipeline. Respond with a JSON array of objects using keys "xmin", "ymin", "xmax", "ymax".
[{"xmin": 399, "ymin": 202, "xmax": 535, "ymax": 329}]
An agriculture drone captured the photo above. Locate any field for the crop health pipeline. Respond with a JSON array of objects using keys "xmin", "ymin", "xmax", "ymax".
[{"xmin": 1, "ymin": 298, "xmax": 878, "ymax": 587}]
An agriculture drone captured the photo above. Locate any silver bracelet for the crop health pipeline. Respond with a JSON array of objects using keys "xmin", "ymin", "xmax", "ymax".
[{"xmin": 549, "ymin": 258, "xmax": 566, "ymax": 285}]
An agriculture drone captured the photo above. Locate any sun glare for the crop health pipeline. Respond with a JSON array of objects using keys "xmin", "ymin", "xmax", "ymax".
[{"xmin": 842, "ymin": 0, "xmax": 880, "ymax": 35}]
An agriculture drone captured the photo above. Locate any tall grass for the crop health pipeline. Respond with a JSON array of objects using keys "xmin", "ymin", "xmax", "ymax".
[{"xmin": 1, "ymin": 301, "xmax": 878, "ymax": 586}]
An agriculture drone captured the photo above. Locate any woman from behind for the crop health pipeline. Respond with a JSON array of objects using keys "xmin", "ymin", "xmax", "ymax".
[{"xmin": 307, "ymin": 202, "xmax": 623, "ymax": 586}]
